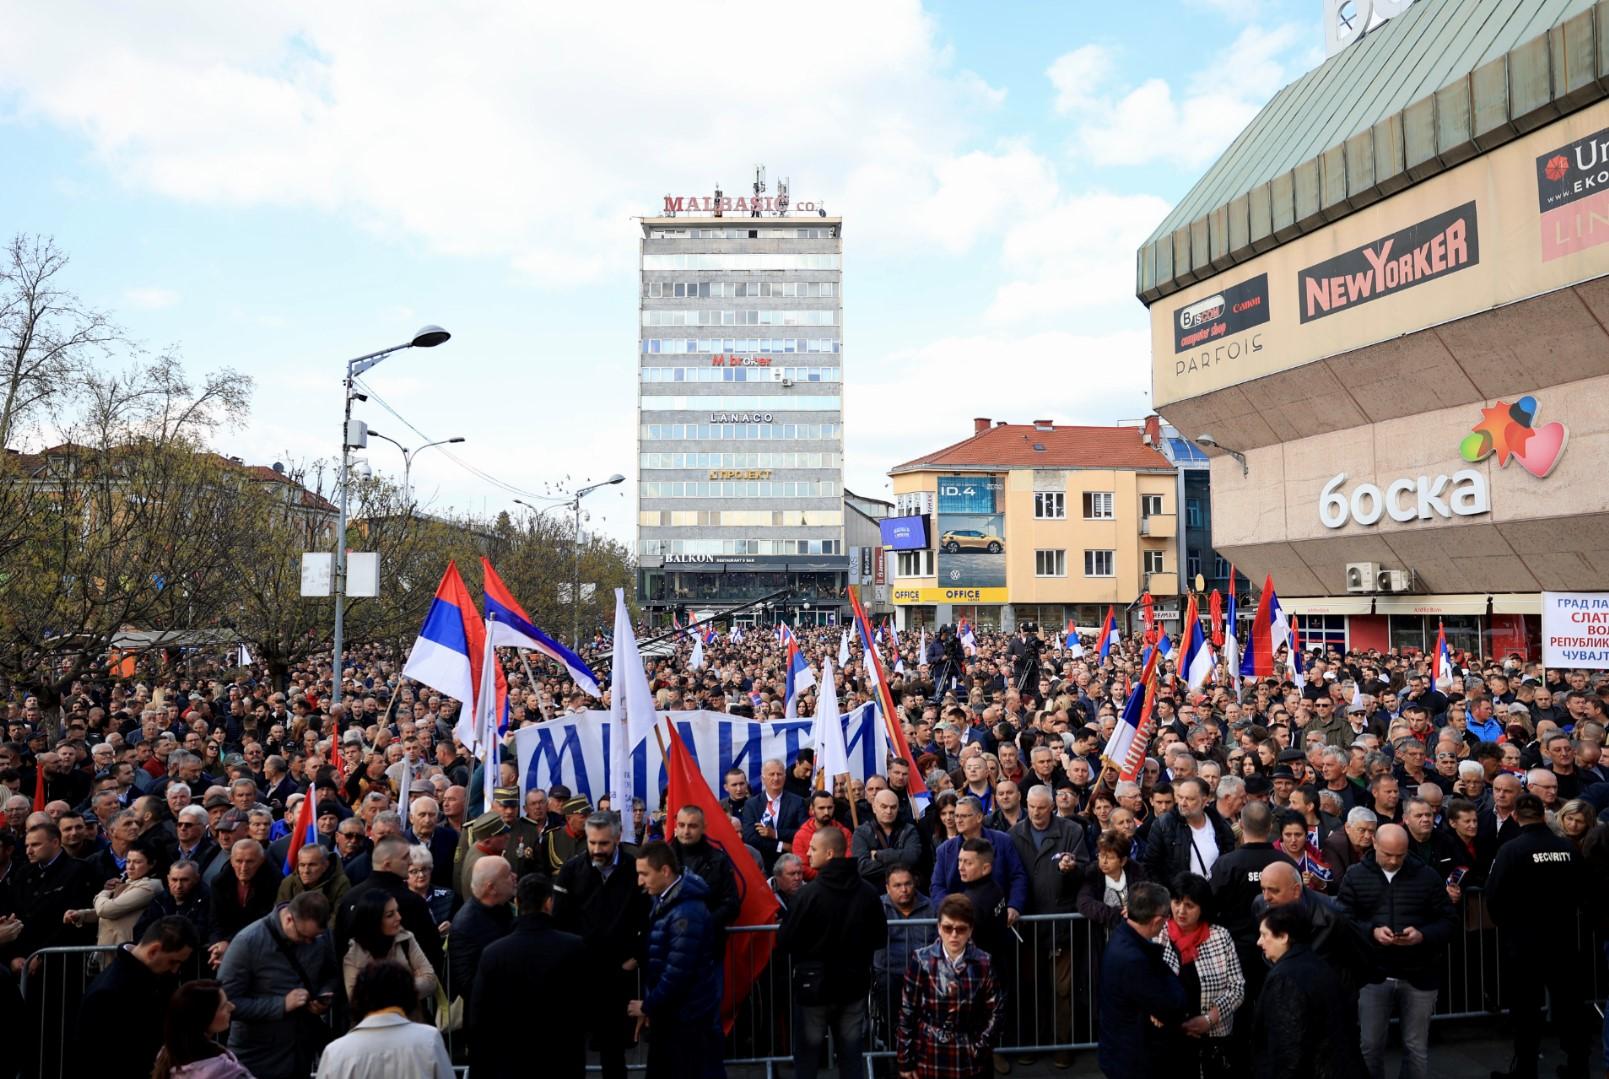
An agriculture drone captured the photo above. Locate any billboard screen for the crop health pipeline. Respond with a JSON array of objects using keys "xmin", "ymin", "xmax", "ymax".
[
  {"xmin": 878, "ymin": 515, "xmax": 929, "ymax": 551},
  {"xmin": 937, "ymin": 475, "xmax": 1005, "ymax": 591}
]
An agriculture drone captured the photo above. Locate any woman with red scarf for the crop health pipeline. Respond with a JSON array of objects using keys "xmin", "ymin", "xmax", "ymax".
[{"xmin": 1160, "ymin": 872, "xmax": 1245, "ymax": 1079}]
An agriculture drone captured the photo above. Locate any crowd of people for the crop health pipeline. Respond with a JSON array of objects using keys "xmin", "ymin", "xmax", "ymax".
[{"xmin": 1, "ymin": 615, "xmax": 1607, "ymax": 1079}]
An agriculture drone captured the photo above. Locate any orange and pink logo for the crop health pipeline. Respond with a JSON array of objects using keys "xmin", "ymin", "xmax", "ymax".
[{"xmin": 1458, "ymin": 396, "xmax": 1567, "ymax": 478}]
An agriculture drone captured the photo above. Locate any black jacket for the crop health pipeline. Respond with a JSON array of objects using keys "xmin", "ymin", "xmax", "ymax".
[
  {"xmin": 1252, "ymin": 945, "xmax": 1368, "ymax": 1079},
  {"xmin": 778, "ymin": 857, "xmax": 887, "ymax": 1003},
  {"xmin": 1008, "ymin": 816, "xmax": 1086, "ymax": 914},
  {"xmin": 470, "ymin": 914, "xmax": 588, "ymax": 1079},
  {"xmin": 1335, "ymin": 852, "xmax": 1457, "ymax": 990},
  {"xmin": 1252, "ymin": 889, "xmax": 1373, "ymax": 994},
  {"xmin": 668, "ymin": 836, "xmax": 740, "ymax": 929},
  {"xmin": 447, "ymin": 897, "xmax": 514, "ymax": 1007},
  {"xmin": 740, "ymin": 790, "xmax": 808, "ymax": 870},
  {"xmin": 1209, "ymin": 842, "xmax": 1296, "ymax": 949},
  {"xmin": 336, "ymin": 869, "xmax": 444, "ymax": 970},
  {"xmin": 1095, "ymin": 921, "xmax": 1188, "ymax": 1079},
  {"xmin": 1486, "ymin": 821, "xmax": 1588, "ymax": 949},
  {"xmin": 553, "ymin": 843, "xmax": 648, "ymax": 973},
  {"xmin": 133, "ymin": 885, "xmax": 214, "ymax": 945},
  {"xmin": 5, "ymin": 852, "xmax": 97, "ymax": 958},
  {"xmin": 74, "ymin": 945, "xmax": 180, "ymax": 1079},
  {"xmin": 1144, "ymin": 807, "xmax": 1236, "ymax": 884},
  {"xmin": 208, "ymin": 862, "xmax": 281, "ymax": 944}
]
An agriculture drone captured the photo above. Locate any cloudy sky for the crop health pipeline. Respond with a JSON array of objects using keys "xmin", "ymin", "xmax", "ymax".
[{"xmin": 1, "ymin": 0, "xmax": 1324, "ymax": 543}]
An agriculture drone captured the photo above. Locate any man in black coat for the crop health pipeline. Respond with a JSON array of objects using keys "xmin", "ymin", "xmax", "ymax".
[
  {"xmin": 554, "ymin": 813, "xmax": 648, "ymax": 1079},
  {"xmin": 668, "ymin": 805, "xmax": 740, "ymax": 929},
  {"xmin": 206, "ymin": 839, "xmax": 281, "ymax": 964},
  {"xmin": 448, "ymin": 854, "xmax": 515, "ymax": 1014},
  {"xmin": 1144, "ymin": 776, "xmax": 1235, "ymax": 882},
  {"xmin": 1336, "ymin": 823, "xmax": 1457, "ymax": 1079},
  {"xmin": 470, "ymin": 873, "xmax": 587, "ymax": 1079},
  {"xmin": 778, "ymin": 826, "xmax": 887, "ymax": 1079},
  {"xmin": 740, "ymin": 759, "xmax": 808, "ymax": 873},
  {"xmin": 1095, "ymin": 881, "xmax": 1188, "ymax": 1079},
  {"xmin": 1485, "ymin": 794, "xmax": 1591, "ymax": 1079},
  {"xmin": 73, "ymin": 916, "xmax": 199, "ymax": 1079},
  {"xmin": 5, "ymin": 820, "xmax": 98, "ymax": 969},
  {"xmin": 334, "ymin": 834, "xmax": 443, "ymax": 970},
  {"xmin": 1208, "ymin": 800, "xmax": 1293, "ymax": 1002}
]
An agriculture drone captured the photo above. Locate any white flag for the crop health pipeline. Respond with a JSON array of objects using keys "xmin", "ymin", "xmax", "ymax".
[
  {"xmin": 838, "ymin": 628, "xmax": 850, "ymax": 667},
  {"xmin": 811, "ymin": 657, "xmax": 850, "ymax": 784},
  {"xmin": 918, "ymin": 627, "xmax": 927, "ymax": 664},
  {"xmin": 475, "ymin": 626, "xmax": 499, "ymax": 812},
  {"xmin": 397, "ymin": 752, "xmax": 412, "ymax": 816},
  {"xmin": 690, "ymin": 634, "xmax": 705, "ymax": 671}
]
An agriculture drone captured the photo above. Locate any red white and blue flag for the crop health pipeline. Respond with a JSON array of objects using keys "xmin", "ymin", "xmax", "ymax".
[
  {"xmin": 1095, "ymin": 606, "xmax": 1120, "ymax": 663},
  {"xmin": 1103, "ymin": 647, "xmax": 1162, "ymax": 780},
  {"xmin": 849, "ymin": 585, "xmax": 929, "ymax": 812},
  {"xmin": 1238, "ymin": 574, "xmax": 1290, "ymax": 679},
  {"xmin": 1290, "ymin": 614, "xmax": 1307, "ymax": 691},
  {"xmin": 481, "ymin": 557, "xmax": 600, "ymax": 698},
  {"xmin": 283, "ymin": 784, "xmax": 317, "ymax": 875},
  {"xmin": 1434, "ymin": 620, "xmax": 1455, "ymax": 689},
  {"xmin": 402, "ymin": 562, "xmax": 482, "ymax": 707},
  {"xmin": 783, "ymin": 627, "xmax": 815, "ymax": 718},
  {"xmin": 958, "ymin": 618, "xmax": 977, "ymax": 655},
  {"xmin": 1177, "ymin": 594, "xmax": 1215, "ymax": 691}
]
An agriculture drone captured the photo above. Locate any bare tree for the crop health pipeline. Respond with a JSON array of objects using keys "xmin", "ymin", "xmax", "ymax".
[{"xmin": 0, "ymin": 234, "xmax": 119, "ymax": 449}]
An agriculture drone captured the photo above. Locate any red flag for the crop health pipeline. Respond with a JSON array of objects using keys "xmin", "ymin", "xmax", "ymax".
[
  {"xmin": 662, "ymin": 721, "xmax": 780, "ymax": 1034},
  {"xmin": 1209, "ymin": 590, "xmax": 1224, "ymax": 648},
  {"xmin": 32, "ymin": 758, "xmax": 46, "ymax": 812}
]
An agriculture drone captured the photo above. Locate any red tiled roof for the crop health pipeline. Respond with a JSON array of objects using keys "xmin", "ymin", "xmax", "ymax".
[{"xmin": 890, "ymin": 422, "xmax": 1173, "ymax": 473}]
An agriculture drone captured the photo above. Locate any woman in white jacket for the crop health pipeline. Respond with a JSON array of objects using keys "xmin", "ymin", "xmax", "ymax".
[
  {"xmin": 317, "ymin": 961, "xmax": 453, "ymax": 1079},
  {"xmin": 67, "ymin": 847, "xmax": 165, "ymax": 946}
]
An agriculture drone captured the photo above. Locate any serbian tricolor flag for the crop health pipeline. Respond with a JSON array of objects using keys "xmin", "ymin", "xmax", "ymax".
[
  {"xmin": 661, "ymin": 720, "xmax": 780, "ymax": 1033},
  {"xmin": 783, "ymin": 627, "xmax": 815, "ymax": 718},
  {"xmin": 401, "ymin": 561, "xmax": 505, "ymax": 753},
  {"xmin": 1290, "ymin": 615, "xmax": 1307, "ymax": 691},
  {"xmin": 481, "ymin": 557, "xmax": 601, "ymax": 697},
  {"xmin": 1238, "ymin": 574, "xmax": 1289, "ymax": 679},
  {"xmin": 1102, "ymin": 647, "xmax": 1162, "ymax": 780},
  {"xmin": 1095, "ymin": 606, "xmax": 1120, "ymax": 662},
  {"xmin": 849, "ymin": 585, "xmax": 929, "ymax": 812},
  {"xmin": 1177, "ymin": 594, "xmax": 1214, "ymax": 691},
  {"xmin": 1434, "ymin": 621, "xmax": 1455, "ymax": 690},
  {"xmin": 1224, "ymin": 566, "xmax": 1241, "ymax": 701},
  {"xmin": 283, "ymin": 784, "xmax": 318, "ymax": 875},
  {"xmin": 958, "ymin": 618, "xmax": 977, "ymax": 655}
]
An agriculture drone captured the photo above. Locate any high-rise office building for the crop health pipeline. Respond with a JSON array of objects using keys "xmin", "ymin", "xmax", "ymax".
[{"xmin": 636, "ymin": 188, "xmax": 847, "ymax": 626}]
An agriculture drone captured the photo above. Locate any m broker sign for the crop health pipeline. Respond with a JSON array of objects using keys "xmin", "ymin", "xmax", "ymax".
[{"xmin": 1298, "ymin": 203, "xmax": 1479, "ymax": 323}]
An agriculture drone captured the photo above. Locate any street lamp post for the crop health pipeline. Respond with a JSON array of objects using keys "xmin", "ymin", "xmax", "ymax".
[
  {"xmin": 366, "ymin": 430, "xmax": 466, "ymax": 505},
  {"xmin": 568, "ymin": 474, "xmax": 626, "ymax": 648},
  {"xmin": 331, "ymin": 325, "xmax": 451, "ymax": 707}
]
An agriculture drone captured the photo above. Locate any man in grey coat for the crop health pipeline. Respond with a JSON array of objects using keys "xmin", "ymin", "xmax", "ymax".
[{"xmin": 217, "ymin": 891, "xmax": 339, "ymax": 1079}]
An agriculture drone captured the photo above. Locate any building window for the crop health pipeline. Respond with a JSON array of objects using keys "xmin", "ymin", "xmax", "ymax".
[
  {"xmin": 1187, "ymin": 554, "xmax": 1202, "ymax": 581},
  {"xmin": 1144, "ymin": 551, "xmax": 1165, "ymax": 574},
  {"xmin": 1082, "ymin": 492, "xmax": 1114, "ymax": 520},
  {"xmin": 1034, "ymin": 492, "xmax": 1065, "ymax": 519},
  {"xmin": 1141, "ymin": 494, "xmax": 1164, "ymax": 517},
  {"xmin": 896, "ymin": 550, "xmax": 933, "ymax": 578},
  {"xmin": 1083, "ymin": 550, "xmax": 1115, "ymax": 577},
  {"xmin": 1034, "ymin": 549, "xmax": 1066, "ymax": 577},
  {"xmin": 1186, "ymin": 499, "xmax": 1203, "ymax": 528},
  {"xmin": 1214, "ymin": 556, "xmax": 1229, "ymax": 581}
]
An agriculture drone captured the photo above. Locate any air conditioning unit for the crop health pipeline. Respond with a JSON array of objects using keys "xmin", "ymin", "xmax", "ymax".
[
  {"xmin": 1345, "ymin": 562, "xmax": 1379, "ymax": 593},
  {"xmin": 1377, "ymin": 569, "xmax": 1415, "ymax": 593},
  {"xmin": 781, "ymin": 378, "xmax": 794, "ymax": 388}
]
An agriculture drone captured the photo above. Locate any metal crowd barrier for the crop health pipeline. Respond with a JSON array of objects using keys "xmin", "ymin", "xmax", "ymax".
[{"xmin": 14, "ymin": 892, "xmax": 1607, "ymax": 1079}]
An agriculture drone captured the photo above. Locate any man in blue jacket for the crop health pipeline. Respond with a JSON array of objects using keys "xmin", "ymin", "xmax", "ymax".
[
  {"xmin": 1096, "ymin": 881, "xmax": 1187, "ymax": 1079},
  {"xmin": 631, "ymin": 841, "xmax": 725, "ymax": 1079},
  {"xmin": 930, "ymin": 796, "xmax": 1029, "ymax": 921}
]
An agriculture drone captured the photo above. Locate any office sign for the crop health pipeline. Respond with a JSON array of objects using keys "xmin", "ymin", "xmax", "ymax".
[{"xmin": 892, "ymin": 586, "xmax": 1009, "ymax": 605}]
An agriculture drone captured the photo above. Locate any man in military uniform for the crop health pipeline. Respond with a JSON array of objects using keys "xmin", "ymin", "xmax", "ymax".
[
  {"xmin": 545, "ymin": 796, "xmax": 591, "ymax": 873},
  {"xmin": 506, "ymin": 787, "xmax": 553, "ymax": 881},
  {"xmin": 455, "ymin": 807, "xmax": 513, "ymax": 901},
  {"xmin": 1486, "ymin": 793, "xmax": 1590, "ymax": 1079}
]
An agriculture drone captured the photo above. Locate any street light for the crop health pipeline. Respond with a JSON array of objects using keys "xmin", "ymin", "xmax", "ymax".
[
  {"xmin": 366, "ymin": 429, "xmax": 465, "ymax": 505},
  {"xmin": 331, "ymin": 325, "xmax": 451, "ymax": 707},
  {"xmin": 568, "ymin": 474, "xmax": 626, "ymax": 647},
  {"xmin": 1194, "ymin": 433, "xmax": 1249, "ymax": 477}
]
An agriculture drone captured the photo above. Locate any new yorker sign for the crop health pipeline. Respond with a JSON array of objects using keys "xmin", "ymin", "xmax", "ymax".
[{"xmin": 1298, "ymin": 203, "xmax": 1479, "ymax": 323}]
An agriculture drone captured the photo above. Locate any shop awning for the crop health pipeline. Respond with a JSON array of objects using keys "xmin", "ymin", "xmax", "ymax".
[
  {"xmin": 1373, "ymin": 594, "xmax": 1490, "ymax": 616},
  {"xmin": 1491, "ymin": 594, "xmax": 1542, "ymax": 615},
  {"xmin": 1282, "ymin": 597, "xmax": 1374, "ymax": 615}
]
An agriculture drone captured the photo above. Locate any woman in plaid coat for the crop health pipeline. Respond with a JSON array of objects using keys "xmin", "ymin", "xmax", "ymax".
[
  {"xmin": 896, "ymin": 894, "xmax": 1005, "ymax": 1079},
  {"xmin": 1160, "ymin": 873, "xmax": 1246, "ymax": 1079}
]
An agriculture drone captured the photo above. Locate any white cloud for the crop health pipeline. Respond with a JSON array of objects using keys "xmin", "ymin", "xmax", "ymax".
[
  {"xmin": 123, "ymin": 286, "xmax": 179, "ymax": 309},
  {"xmin": 0, "ymin": 0, "xmax": 1027, "ymax": 279},
  {"xmin": 1047, "ymin": 45, "xmax": 1114, "ymax": 116},
  {"xmin": 844, "ymin": 327, "xmax": 1154, "ymax": 495},
  {"xmin": 1051, "ymin": 23, "xmax": 1310, "ymax": 169}
]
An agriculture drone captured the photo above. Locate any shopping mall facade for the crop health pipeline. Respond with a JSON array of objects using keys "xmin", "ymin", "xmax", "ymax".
[{"xmin": 1138, "ymin": 0, "xmax": 1609, "ymax": 659}]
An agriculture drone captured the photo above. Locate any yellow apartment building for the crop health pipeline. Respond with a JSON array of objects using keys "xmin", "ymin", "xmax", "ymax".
[{"xmin": 885, "ymin": 417, "xmax": 1178, "ymax": 632}]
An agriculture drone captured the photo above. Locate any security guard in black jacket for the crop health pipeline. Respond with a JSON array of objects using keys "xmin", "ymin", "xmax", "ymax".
[
  {"xmin": 554, "ymin": 812, "xmax": 649, "ymax": 1079},
  {"xmin": 1485, "ymin": 794, "xmax": 1589, "ymax": 1079},
  {"xmin": 1208, "ymin": 801, "xmax": 1294, "ymax": 1000}
]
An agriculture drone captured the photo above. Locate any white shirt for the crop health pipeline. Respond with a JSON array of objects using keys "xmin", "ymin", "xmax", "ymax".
[
  {"xmin": 1188, "ymin": 818, "xmax": 1221, "ymax": 874},
  {"xmin": 314, "ymin": 1012, "xmax": 453, "ymax": 1079}
]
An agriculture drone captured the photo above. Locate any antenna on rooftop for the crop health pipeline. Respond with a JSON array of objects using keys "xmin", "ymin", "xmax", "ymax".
[
  {"xmin": 776, "ymin": 177, "xmax": 790, "ymax": 216},
  {"xmin": 752, "ymin": 165, "xmax": 766, "ymax": 218}
]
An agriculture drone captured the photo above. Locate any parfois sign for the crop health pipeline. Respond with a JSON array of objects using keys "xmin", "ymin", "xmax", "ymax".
[{"xmin": 1298, "ymin": 202, "xmax": 1479, "ymax": 323}]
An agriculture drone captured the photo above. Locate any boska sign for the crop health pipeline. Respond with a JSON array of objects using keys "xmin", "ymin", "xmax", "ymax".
[{"xmin": 1319, "ymin": 470, "xmax": 1489, "ymax": 529}]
